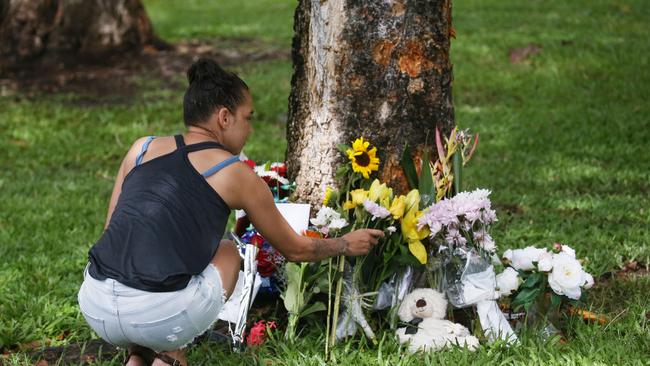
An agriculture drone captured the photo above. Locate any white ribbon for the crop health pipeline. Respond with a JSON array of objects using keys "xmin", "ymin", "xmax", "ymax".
[{"xmin": 460, "ymin": 266, "xmax": 518, "ymax": 344}]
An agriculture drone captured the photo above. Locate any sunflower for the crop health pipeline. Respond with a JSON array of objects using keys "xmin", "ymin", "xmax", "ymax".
[{"xmin": 346, "ymin": 137, "xmax": 380, "ymax": 179}]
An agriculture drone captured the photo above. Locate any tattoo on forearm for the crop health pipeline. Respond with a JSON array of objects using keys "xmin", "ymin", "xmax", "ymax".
[{"xmin": 311, "ymin": 237, "xmax": 348, "ymax": 260}]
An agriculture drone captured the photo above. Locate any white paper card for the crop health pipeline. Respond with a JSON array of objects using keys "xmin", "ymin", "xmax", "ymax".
[{"xmin": 275, "ymin": 203, "xmax": 311, "ymax": 234}]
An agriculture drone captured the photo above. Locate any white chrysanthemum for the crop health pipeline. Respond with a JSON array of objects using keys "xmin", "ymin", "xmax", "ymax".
[
  {"xmin": 330, "ymin": 218, "xmax": 349, "ymax": 230},
  {"xmin": 496, "ymin": 267, "xmax": 521, "ymax": 297},
  {"xmin": 548, "ymin": 252, "xmax": 585, "ymax": 300},
  {"xmin": 310, "ymin": 206, "xmax": 348, "ymax": 234},
  {"xmin": 503, "ymin": 246, "xmax": 548, "ymax": 271}
]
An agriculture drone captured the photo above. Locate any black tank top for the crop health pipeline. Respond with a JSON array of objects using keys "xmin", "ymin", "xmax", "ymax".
[{"xmin": 88, "ymin": 135, "xmax": 234, "ymax": 292}]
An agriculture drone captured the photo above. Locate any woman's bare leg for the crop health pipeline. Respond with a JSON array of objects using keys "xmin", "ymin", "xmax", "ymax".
[
  {"xmin": 210, "ymin": 239, "xmax": 241, "ymax": 300},
  {"xmin": 151, "ymin": 240, "xmax": 240, "ymax": 366}
]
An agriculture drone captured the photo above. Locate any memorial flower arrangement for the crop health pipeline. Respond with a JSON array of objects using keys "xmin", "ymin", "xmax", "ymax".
[
  {"xmin": 497, "ymin": 243, "xmax": 594, "ymax": 316},
  {"xmin": 237, "ymin": 128, "xmax": 599, "ymax": 355},
  {"xmin": 303, "ymin": 129, "xmax": 480, "ymax": 354}
]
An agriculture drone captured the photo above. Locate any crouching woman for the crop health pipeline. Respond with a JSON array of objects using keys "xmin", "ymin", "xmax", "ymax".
[{"xmin": 77, "ymin": 58, "xmax": 383, "ymax": 366}]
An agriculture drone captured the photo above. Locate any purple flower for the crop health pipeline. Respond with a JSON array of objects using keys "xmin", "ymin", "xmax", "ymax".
[{"xmin": 363, "ymin": 200, "xmax": 390, "ymax": 220}]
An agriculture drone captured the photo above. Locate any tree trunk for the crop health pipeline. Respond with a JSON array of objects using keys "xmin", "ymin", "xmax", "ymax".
[
  {"xmin": 287, "ymin": 0, "xmax": 455, "ymax": 206},
  {"xmin": 0, "ymin": 0, "xmax": 164, "ymax": 68}
]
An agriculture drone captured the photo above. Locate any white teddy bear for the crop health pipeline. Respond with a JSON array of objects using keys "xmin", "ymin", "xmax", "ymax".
[{"xmin": 396, "ymin": 288, "xmax": 480, "ymax": 353}]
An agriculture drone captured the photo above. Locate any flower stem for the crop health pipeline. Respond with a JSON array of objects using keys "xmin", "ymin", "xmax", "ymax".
[
  {"xmin": 325, "ymin": 258, "xmax": 332, "ymax": 360},
  {"xmin": 329, "ymin": 254, "xmax": 346, "ymax": 347}
]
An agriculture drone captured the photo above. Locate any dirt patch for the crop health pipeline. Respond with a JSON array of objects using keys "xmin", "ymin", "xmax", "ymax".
[
  {"xmin": 0, "ymin": 38, "xmax": 290, "ymax": 105},
  {"xmin": 598, "ymin": 260, "xmax": 649, "ymax": 284}
]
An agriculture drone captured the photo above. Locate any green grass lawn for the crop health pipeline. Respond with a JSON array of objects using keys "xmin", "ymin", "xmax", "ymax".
[{"xmin": 1, "ymin": 0, "xmax": 649, "ymax": 364}]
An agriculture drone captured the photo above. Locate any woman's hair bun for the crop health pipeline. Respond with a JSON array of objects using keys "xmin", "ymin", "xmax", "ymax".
[{"xmin": 187, "ymin": 58, "xmax": 225, "ymax": 85}]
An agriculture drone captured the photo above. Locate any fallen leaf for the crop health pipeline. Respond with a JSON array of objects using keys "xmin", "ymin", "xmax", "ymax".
[{"xmin": 509, "ymin": 44, "xmax": 541, "ymax": 64}]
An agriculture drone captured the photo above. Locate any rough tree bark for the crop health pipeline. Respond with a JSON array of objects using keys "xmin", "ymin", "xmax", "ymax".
[
  {"xmin": 0, "ymin": 0, "xmax": 164, "ymax": 68},
  {"xmin": 286, "ymin": 0, "xmax": 455, "ymax": 206}
]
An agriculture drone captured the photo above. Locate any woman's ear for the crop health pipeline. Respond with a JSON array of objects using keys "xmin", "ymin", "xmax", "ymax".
[{"xmin": 216, "ymin": 107, "xmax": 231, "ymax": 129}]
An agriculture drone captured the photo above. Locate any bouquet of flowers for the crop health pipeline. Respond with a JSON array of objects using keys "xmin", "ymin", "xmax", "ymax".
[
  {"xmin": 238, "ymin": 228, "xmax": 285, "ymax": 294},
  {"xmin": 416, "ymin": 189, "xmax": 517, "ymax": 343},
  {"xmin": 496, "ymin": 243, "xmax": 594, "ymax": 336}
]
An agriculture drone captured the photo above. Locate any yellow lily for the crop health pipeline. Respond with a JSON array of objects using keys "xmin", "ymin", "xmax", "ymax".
[
  {"xmin": 408, "ymin": 240, "xmax": 428, "ymax": 264},
  {"xmin": 368, "ymin": 179, "xmax": 383, "ymax": 202},
  {"xmin": 405, "ymin": 189, "xmax": 421, "ymax": 213},
  {"xmin": 401, "ymin": 209, "xmax": 429, "ymax": 242},
  {"xmin": 350, "ymin": 189, "xmax": 368, "ymax": 206},
  {"xmin": 388, "ymin": 195, "xmax": 406, "ymax": 220},
  {"xmin": 343, "ymin": 200, "xmax": 356, "ymax": 210}
]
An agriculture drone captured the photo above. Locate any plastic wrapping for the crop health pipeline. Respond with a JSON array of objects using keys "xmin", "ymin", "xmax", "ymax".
[
  {"xmin": 441, "ymin": 247, "xmax": 517, "ymax": 344},
  {"xmin": 228, "ymin": 232, "xmax": 259, "ymax": 351},
  {"xmin": 335, "ymin": 264, "xmax": 376, "ymax": 341},
  {"xmin": 373, "ymin": 266, "xmax": 414, "ymax": 311}
]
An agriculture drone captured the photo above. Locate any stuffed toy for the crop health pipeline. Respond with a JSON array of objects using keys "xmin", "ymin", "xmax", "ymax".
[{"xmin": 396, "ymin": 288, "xmax": 480, "ymax": 353}]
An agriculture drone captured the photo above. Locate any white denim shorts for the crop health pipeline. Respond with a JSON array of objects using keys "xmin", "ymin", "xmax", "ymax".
[{"xmin": 78, "ymin": 263, "xmax": 226, "ymax": 352}]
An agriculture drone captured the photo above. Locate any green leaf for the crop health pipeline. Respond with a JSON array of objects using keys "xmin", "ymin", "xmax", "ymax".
[
  {"xmin": 336, "ymin": 164, "xmax": 350, "ymax": 178},
  {"xmin": 419, "ymin": 148, "xmax": 434, "ymax": 197},
  {"xmin": 400, "ymin": 144, "xmax": 418, "ymax": 190},
  {"xmin": 299, "ymin": 302, "xmax": 326, "ymax": 317},
  {"xmin": 521, "ymin": 272, "xmax": 543, "ymax": 289},
  {"xmin": 512, "ymin": 287, "xmax": 541, "ymax": 309},
  {"xmin": 453, "ymin": 152, "xmax": 462, "ymax": 195},
  {"xmin": 282, "ymin": 262, "xmax": 304, "ymax": 313},
  {"xmin": 337, "ymin": 144, "xmax": 350, "ymax": 154},
  {"xmin": 550, "ymin": 293, "xmax": 562, "ymax": 310}
]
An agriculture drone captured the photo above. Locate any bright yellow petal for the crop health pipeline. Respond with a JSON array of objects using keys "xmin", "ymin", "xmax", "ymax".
[
  {"xmin": 343, "ymin": 201, "xmax": 356, "ymax": 210},
  {"xmin": 408, "ymin": 240, "xmax": 428, "ymax": 264},
  {"xmin": 389, "ymin": 195, "xmax": 406, "ymax": 220},
  {"xmin": 323, "ymin": 187, "xmax": 332, "ymax": 206},
  {"xmin": 368, "ymin": 179, "xmax": 382, "ymax": 201},
  {"xmin": 350, "ymin": 189, "xmax": 368, "ymax": 205},
  {"xmin": 380, "ymin": 195, "xmax": 391, "ymax": 210},
  {"xmin": 414, "ymin": 211, "xmax": 430, "ymax": 240},
  {"xmin": 405, "ymin": 189, "xmax": 420, "ymax": 212},
  {"xmin": 401, "ymin": 209, "xmax": 430, "ymax": 240}
]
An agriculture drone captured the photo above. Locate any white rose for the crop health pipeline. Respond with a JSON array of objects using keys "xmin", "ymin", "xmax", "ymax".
[
  {"xmin": 505, "ymin": 246, "xmax": 548, "ymax": 271},
  {"xmin": 502, "ymin": 249, "xmax": 513, "ymax": 262},
  {"xmin": 537, "ymin": 251, "xmax": 554, "ymax": 272},
  {"xmin": 582, "ymin": 272, "xmax": 594, "ymax": 289},
  {"xmin": 496, "ymin": 267, "xmax": 521, "ymax": 297},
  {"xmin": 561, "ymin": 245, "xmax": 576, "ymax": 258},
  {"xmin": 548, "ymin": 252, "xmax": 585, "ymax": 300}
]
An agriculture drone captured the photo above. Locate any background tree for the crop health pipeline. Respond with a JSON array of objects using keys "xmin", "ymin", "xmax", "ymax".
[
  {"xmin": 0, "ymin": 0, "xmax": 164, "ymax": 69},
  {"xmin": 286, "ymin": 0, "xmax": 455, "ymax": 206}
]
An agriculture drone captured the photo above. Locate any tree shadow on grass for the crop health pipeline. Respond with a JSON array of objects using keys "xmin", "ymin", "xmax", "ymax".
[{"xmin": 0, "ymin": 37, "xmax": 289, "ymax": 106}]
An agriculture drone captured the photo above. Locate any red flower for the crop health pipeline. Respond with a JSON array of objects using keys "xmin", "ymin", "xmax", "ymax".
[
  {"xmin": 270, "ymin": 163, "xmax": 287, "ymax": 177},
  {"xmin": 246, "ymin": 320, "xmax": 276, "ymax": 346},
  {"xmin": 256, "ymin": 250, "xmax": 276, "ymax": 278},
  {"xmin": 244, "ymin": 159, "xmax": 256, "ymax": 169},
  {"xmin": 250, "ymin": 233, "xmax": 265, "ymax": 248}
]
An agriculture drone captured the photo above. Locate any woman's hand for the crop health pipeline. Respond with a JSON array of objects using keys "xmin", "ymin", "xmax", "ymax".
[{"xmin": 341, "ymin": 229, "xmax": 385, "ymax": 256}]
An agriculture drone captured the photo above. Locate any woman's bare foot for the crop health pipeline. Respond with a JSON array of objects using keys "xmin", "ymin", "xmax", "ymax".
[
  {"xmin": 152, "ymin": 349, "xmax": 187, "ymax": 366},
  {"xmin": 124, "ymin": 346, "xmax": 151, "ymax": 366}
]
